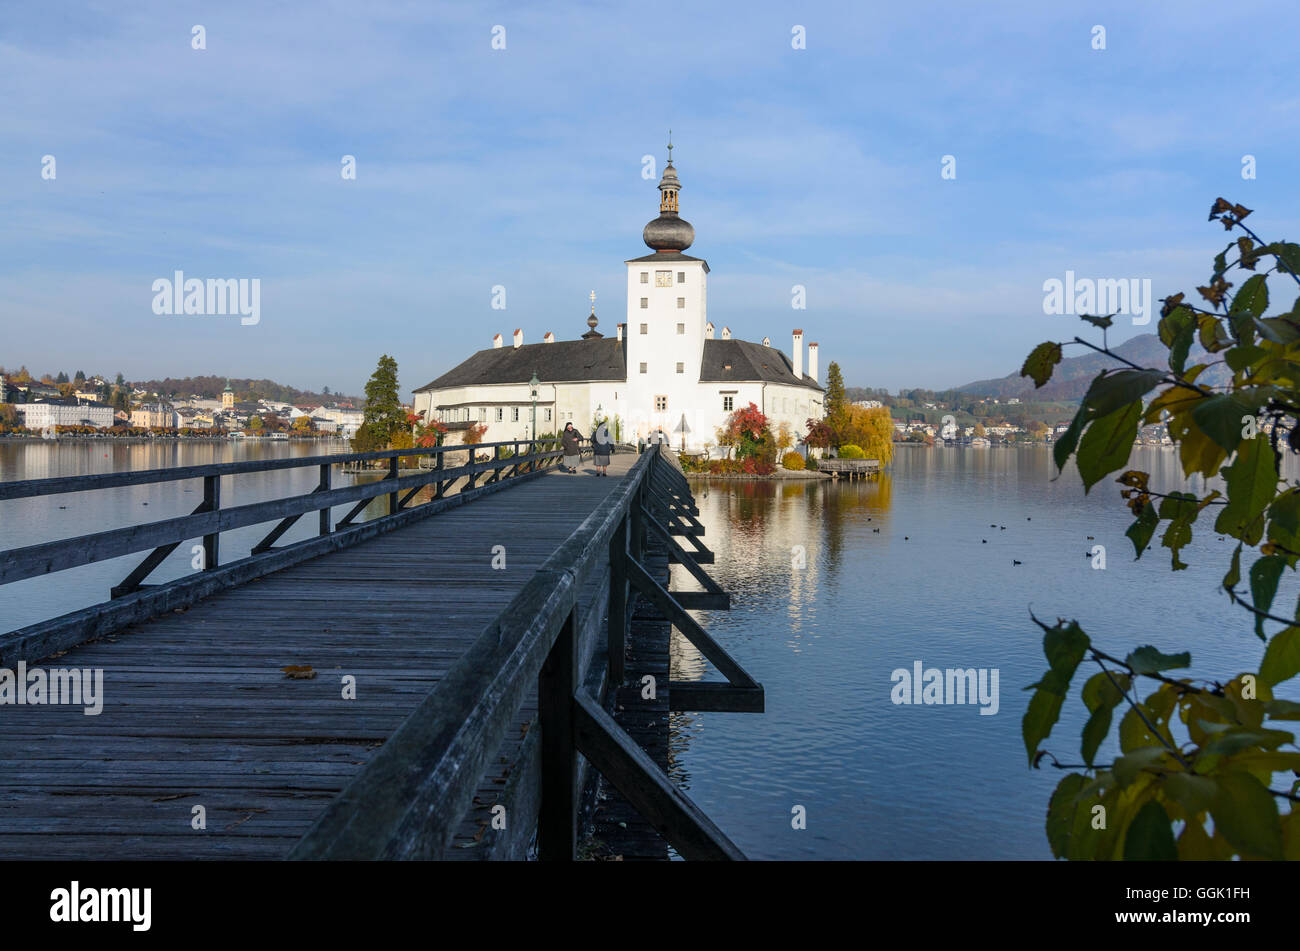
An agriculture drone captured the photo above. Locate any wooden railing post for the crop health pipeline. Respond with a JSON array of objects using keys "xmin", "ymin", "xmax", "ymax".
[
  {"xmin": 388, "ymin": 455, "xmax": 399, "ymax": 515},
  {"xmin": 318, "ymin": 464, "xmax": 331, "ymax": 536},
  {"xmin": 538, "ymin": 607, "xmax": 578, "ymax": 860},
  {"xmin": 608, "ymin": 514, "xmax": 628, "ymax": 685},
  {"xmin": 202, "ymin": 474, "xmax": 220, "ymax": 571}
]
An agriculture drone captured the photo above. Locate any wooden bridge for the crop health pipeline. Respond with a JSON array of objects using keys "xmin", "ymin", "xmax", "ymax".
[{"xmin": 0, "ymin": 440, "xmax": 762, "ymax": 860}]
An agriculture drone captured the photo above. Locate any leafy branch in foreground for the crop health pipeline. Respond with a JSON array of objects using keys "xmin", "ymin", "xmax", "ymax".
[{"xmin": 1021, "ymin": 199, "xmax": 1300, "ymax": 860}]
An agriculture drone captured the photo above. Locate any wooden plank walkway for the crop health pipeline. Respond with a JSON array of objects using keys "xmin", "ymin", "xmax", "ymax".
[{"xmin": 0, "ymin": 454, "xmax": 637, "ymax": 860}]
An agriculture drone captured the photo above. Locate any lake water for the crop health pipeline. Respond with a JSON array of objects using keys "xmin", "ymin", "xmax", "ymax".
[
  {"xmin": 2, "ymin": 441, "xmax": 1294, "ymax": 859},
  {"xmin": 667, "ymin": 445, "xmax": 1299, "ymax": 860}
]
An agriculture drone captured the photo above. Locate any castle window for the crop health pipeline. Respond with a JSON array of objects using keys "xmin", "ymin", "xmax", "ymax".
[
  {"xmin": 677, "ymin": 298, "xmax": 685, "ymax": 309},
  {"xmin": 495, "ymin": 407, "xmax": 503, "ymax": 422},
  {"xmin": 640, "ymin": 272, "xmax": 648, "ymax": 283},
  {"xmin": 639, "ymin": 362, "xmax": 647, "ymax": 374},
  {"xmin": 676, "ymin": 322, "xmax": 685, "ymax": 334},
  {"xmin": 544, "ymin": 408, "xmax": 552, "ymax": 422},
  {"xmin": 723, "ymin": 396, "xmax": 734, "ymax": 412},
  {"xmin": 655, "ymin": 395, "xmax": 668, "ymax": 412},
  {"xmin": 640, "ymin": 298, "xmax": 648, "ymax": 309},
  {"xmin": 655, "ymin": 270, "xmax": 672, "ymax": 287},
  {"xmin": 676, "ymin": 363, "xmax": 684, "ymax": 374},
  {"xmin": 512, "ymin": 407, "xmax": 520, "ymax": 422},
  {"xmin": 640, "ymin": 323, "xmax": 648, "ymax": 334},
  {"xmin": 677, "ymin": 272, "xmax": 686, "ymax": 283}
]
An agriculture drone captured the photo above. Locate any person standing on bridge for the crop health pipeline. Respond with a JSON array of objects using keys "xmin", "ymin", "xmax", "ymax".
[
  {"xmin": 592, "ymin": 421, "xmax": 613, "ymax": 477},
  {"xmin": 561, "ymin": 421, "xmax": 584, "ymax": 473}
]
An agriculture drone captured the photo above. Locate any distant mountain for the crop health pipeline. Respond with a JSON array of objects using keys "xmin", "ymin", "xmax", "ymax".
[{"xmin": 955, "ymin": 334, "xmax": 1229, "ymax": 401}]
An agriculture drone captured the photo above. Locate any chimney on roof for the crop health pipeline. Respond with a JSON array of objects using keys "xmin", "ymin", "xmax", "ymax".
[
  {"xmin": 792, "ymin": 329, "xmax": 804, "ymax": 380},
  {"xmin": 617, "ymin": 323, "xmax": 624, "ymax": 343},
  {"xmin": 807, "ymin": 342, "xmax": 819, "ymax": 383},
  {"xmin": 721, "ymin": 326, "xmax": 731, "ymax": 340},
  {"xmin": 513, "ymin": 329, "xmax": 523, "ymax": 349},
  {"xmin": 493, "ymin": 333, "xmax": 503, "ymax": 349},
  {"xmin": 762, "ymin": 336, "xmax": 770, "ymax": 347},
  {"xmin": 543, "ymin": 331, "xmax": 555, "ymax": 344},
  {"xmin": 705, "ymin": 321, "xmax": 715, "ymax": 339}
]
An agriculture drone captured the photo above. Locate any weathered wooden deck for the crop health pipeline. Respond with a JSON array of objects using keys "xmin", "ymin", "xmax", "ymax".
[
  {"xmin": 816, "ymin": 458, "xmax": 881, "ymax": 479},
  {"xmin": 0, "ymin": 456, "xmax": 634, "ymax": 860}
]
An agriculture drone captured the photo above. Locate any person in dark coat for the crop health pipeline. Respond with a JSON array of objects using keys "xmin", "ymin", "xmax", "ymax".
[
  {"xmin": 560, "ymin": 422, "xmax": 583, "ymax": 473},
  {"xmin": 592, "ymin": 422, "xmax": 614, "ymax": 476}
]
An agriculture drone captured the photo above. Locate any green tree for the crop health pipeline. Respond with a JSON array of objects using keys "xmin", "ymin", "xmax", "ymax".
[
  {"xmin": 1020, "ymin": 199, "xmax": 1300, "ymax": 861},
  {"xmin": 363, "ymin": 355, "xmax": 404, "ymax": 444},
  {"xmin": 825, "ymin": 361, "xmax": 847, "ymax": 436}
]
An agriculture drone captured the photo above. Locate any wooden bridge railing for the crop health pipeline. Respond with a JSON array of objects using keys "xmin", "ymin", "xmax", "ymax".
[
  {"xmin": 290, "ymin": 445, "xmax": 764, "ymax": 862},
  {"xmin": 0, "ymin": 438, "xmax": 563, "ymax": 665}
]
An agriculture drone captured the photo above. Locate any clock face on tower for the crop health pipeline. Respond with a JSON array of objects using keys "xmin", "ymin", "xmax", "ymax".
[{"xmin": 654, "ymin": 270, "xmax": 672, "ymax": 287}]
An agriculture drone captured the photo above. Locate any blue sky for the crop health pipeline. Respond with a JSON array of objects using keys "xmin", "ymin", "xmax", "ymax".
[{"xmin": 2, "ymin": 1, "xmax": 1297, "ymax": 398}]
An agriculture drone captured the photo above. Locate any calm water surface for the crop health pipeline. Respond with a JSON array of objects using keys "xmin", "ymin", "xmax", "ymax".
[{"xmin": 667, "ymin": 445, "xmax": 1299, "ymax": 859}]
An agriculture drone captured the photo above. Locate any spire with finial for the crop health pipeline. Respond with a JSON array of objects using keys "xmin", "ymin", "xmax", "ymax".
[
  {"xmin": 643, "ymin": 133, "xmax": 694, "ymax": 252},
  {"xmin": 582, "ymin": 291, "xmax": 603, "ymax": 339}
]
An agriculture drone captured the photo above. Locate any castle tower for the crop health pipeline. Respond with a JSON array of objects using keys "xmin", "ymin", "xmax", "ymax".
[{"xmin": 624, "ymin": 136, "xmax": 709, "ymax": 439}]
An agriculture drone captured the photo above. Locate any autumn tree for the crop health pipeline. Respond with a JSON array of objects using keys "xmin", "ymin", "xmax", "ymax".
[
  {"xmin": 805, "ymin": 418, "xmax": 833, "ymax": 454},
  {"xmin": 1020, "ymin": 199, "xmax": 1300, "ymax": 861},
  {"xmin": 836, "ymin": 405, "xmax": 895, "ymax": 464},
  {"xmin": 719, "ymin": 402, "xmax": 773, "ymax": 461}
]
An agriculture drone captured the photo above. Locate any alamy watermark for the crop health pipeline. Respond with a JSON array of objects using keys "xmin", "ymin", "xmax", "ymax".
[
  {"xmin": 890, "ymin": 660, "xmax": 999, "ymax": 715},
  {"xmin": 1042, "ymin": 271, "xmax": 1151, "ymax": 326},
  {"xmin": 152, "ymin": 271, "xmax": 261, "ymax": 325},
  {"xmin": 0, "ymin": 661, "xmax": 103, "ymax": 715},
  {"xmin": 50, "ymin": 882, "xmax": 150, "ymax": 931}
]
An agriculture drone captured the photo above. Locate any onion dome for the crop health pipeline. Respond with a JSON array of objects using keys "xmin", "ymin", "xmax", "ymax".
[
  {"xmin": 582, "ymin": 291, "xmax": 603, "ymax": 339},
  {"xmin": 642, "ymin": 135, "xmax": 695, "ymax": 252}
]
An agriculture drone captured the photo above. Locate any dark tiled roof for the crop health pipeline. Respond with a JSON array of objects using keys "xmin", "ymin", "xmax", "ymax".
[
  {"xmin": 414, "ymin": 338, "xmax": 627, "ymax": 392},
  {"xmin": 699, "ymin": 339, "xmax": 823, "ymax": 391},
  {"xmin": 624, "ymin": 251, "xmax": 709, "ymax": 272}
]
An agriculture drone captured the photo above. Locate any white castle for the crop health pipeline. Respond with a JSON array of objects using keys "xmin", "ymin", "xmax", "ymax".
[{"xmin": 412, "ymin": 141, "xmax": 825, "ymax": 452}]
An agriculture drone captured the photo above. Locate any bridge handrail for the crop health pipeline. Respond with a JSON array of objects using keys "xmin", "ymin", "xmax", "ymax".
[
  {"xmin": 1, "ymin": 438, "xmax": 566, "ymax": 607},
  {"xmin": 0, "ymin": 438, "xmax": 560, "ymax": 501}
]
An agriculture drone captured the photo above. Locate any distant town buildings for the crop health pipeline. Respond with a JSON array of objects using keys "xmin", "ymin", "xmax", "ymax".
[
  {"xmin": 130, "ymin": 404, "xmax": 180, "ymax": 428},
  {"xmin": 16, "ymin": 400, "xmax": 114, "ymax": 429}
]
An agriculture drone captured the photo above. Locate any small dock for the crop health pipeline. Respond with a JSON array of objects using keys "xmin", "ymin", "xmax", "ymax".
[{"xmin": 816, "ymin": 458, "xmax": 881, "ymax": 479}]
